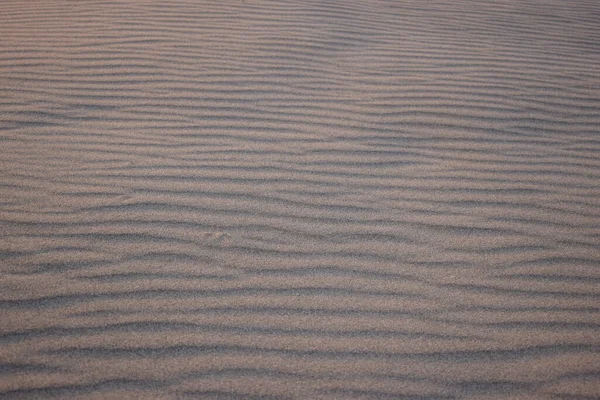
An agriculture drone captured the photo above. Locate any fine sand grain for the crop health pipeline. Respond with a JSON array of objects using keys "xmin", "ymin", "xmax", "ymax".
[{"xmin": 1, "ymin": 0, "xmax": 600, "ymax": 398}]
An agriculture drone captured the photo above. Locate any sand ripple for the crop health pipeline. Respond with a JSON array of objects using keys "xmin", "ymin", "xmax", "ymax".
[{"xmin": 1, "ymin": 0, "xmax": 600, "ymax": 398}]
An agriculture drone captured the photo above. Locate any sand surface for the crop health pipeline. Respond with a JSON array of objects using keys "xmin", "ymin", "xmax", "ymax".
[{"xmin": 1, "ymin": 1, "xmax": 600, "ymax": 398}]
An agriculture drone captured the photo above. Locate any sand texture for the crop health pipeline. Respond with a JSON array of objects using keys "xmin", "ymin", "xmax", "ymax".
[{"xmin": 1, "ymin": 0, "xmax": 600, "ymax": 398}]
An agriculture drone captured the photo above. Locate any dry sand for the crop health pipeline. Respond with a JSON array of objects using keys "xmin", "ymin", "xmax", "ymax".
[{"xmin": 1, "ymin": 0, "xmax": 600, "ymax": 398}]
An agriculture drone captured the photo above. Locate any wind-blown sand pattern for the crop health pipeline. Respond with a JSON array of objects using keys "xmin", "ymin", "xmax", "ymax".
[{"xmin": 1, "ymin": 0, "xmax": 600, "ymax": 398}]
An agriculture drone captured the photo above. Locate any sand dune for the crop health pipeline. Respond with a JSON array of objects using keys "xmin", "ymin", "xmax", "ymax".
[{"xmin": 1, "ymin": 0, "xmax": 600, "ymax": 398}]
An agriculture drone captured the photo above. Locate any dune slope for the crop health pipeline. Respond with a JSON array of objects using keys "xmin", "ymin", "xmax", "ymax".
[{"xmin": 1, "ymin": 0, "xmax": 600, "ymax": 398}]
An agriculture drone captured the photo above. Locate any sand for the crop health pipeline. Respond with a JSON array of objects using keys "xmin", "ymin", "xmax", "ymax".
[{"xmin": 1, "ymin": 0, "xmax": 599, "ymax": 398}]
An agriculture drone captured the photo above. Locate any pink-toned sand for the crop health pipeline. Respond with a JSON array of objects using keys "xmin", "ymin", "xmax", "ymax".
[{"xmin": 1, "ymin": 0, "xmax": 599, "ymax": 398}]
